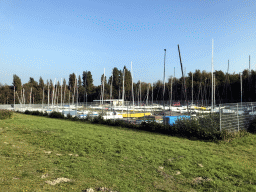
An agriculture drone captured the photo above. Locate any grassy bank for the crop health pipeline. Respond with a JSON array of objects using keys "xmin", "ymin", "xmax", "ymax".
[{"xmin": 0, "ymin": 113, "xmax": 255, "ymax": 191}]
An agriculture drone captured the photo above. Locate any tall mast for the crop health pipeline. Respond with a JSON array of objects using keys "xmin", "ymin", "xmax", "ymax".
[
  {"xmin": 110, "ymin": 70, "xmax": 113, "ymax": 100},
  {"xmin": 174, "ymin": 67, "xmax": 175, "ymax": 101},
  {"xmin": 146, "ymin": 83, "xmax": 149, "ymax": 106},
  {"xmin": 122, "ymin": 68, "xmax": 125, "ymax": 113},
  {"xmin": 64, "ymin": 83, "xmax": 66, "ymax": 106},
  {"xmin": 76, "ymin": 75, "xmax": 78, "ymax": 108},
  {"xmin": 102, "ymin": 68, "xmax": 105, "ymax": 105},
  {"xmin": 14, "ymin": 85, "xmax": 15, "ymax": 109},
  {"xmin": 52, "ymin": 79, "xmax": 55, "ymax": 107},
  {"xmin": 139, "ymin": 80, "xmax": 141, "ymax": 106},
  {"xmin": 47, "ymin": 82, "xmax": 49, "ymax": 109},
  {"xmin": 57, "ymin": 86, "xmax": 59, "ymax": 107},
  {"xmin": 249, "ymin": 55, "xmax": 251, "ymax": 75},
  {"xmin": 211, "ymin": 39, "xmax": 214, "ymax": 112},
  {"xmin": 240, "ymin": 73, "xmax": 242, "ymax": 106},
  {"xmin": 30, "ymin": 87, "xmax": 32, "ymax": 108},
  {"xmin": 163, "ymin": 49, "xmax": 166, "ymax": 116},
  {"xmin": 73, "ymin": 76, "xmax": 76, "ymax": 106},
  {"xmin": 214, "ymin": 73, "xmax": 215, "ymax": 107},
  {"xmin": 192, "ymin": 72, "xmax": 193, "ymax": 105},
  {"xmin": 131, "ymin": 62, "xmax": 134, "ymax": 107},
  {"xmin": 69, "ymin": 90, "xmax": 70, "ymax": 106},
  {"xmin": 152, "ymin": 82, "xmax": 153, "ymax": 105},
  {"xmin": 21, "ymin": 86, "xmax": 22, "ymax": 107},
  {"xmin": 61, "ymin": 78, "xmax": 62, "ymax": 108},
  {"xmin": 42, "ymin": 86, "xmax": 44, "ymax": 110},
  {"xmin": 178, "ymin": 45, "xmax": 187, "ymax": 110},
  {"xmin": 170, "ymin": 76, "xmax": 173, "ymax": 108}
]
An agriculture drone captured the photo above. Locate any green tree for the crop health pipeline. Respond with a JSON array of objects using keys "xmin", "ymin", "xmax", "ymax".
[
  {"xmin": 12, "ymin": 74, "xmax": 22, "ymax": 92},
  {"xmin": 82, "ymin": 71, "xmax": 94, "ymax": 101},
  {"xmin": 69, "ymin": 73, "xmax": 76, "ymax": 91}
]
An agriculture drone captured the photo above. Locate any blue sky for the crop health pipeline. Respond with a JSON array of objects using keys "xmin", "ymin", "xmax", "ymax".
[{"xmin": 0, "ymin": 0, "xmax": 255, "ymax": 86}]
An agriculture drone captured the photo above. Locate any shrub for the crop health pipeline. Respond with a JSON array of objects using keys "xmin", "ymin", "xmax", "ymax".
[
  {"xmin": 31, "ymin": 111, "xmax": 40, "ymax": 116},
  {"xmin": 248, "ymin": 117, "xmax": 256, "ymax": 134},
  {"xmin": 173, "ymin": 114, "xmax": 221, "ymax": 141},
  {"xmin": 85, "ymin": 114, "xmax": 93, "ymax": 121},
  {"xmin": 92, "ymin": 115, "xmax": 104, "ymax": 124},
  {"xmin": 72, "ymin": 116, "xmax": 79, "ymax": 121},
  {"xmin": 49, "ymin": 111, "xmax": 64, "ymax": 119},
  {"xmin": 24, "ymin": 110, "xmax": 31, "ymax": 114},
  {"xmin": 66, "ymin": 113, "xmax": 72, "ymax": 119},
  {"xmin": 0, "ymin": 109, "xmax": 13, "ymax": 119}
]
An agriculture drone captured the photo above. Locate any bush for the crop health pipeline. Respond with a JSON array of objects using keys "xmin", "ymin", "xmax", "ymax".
[
  {"xmin": 92, "ymin": 115, "xmax": 104, "ymax": 124},
  {"xmin": 66, "ymin": 113, "xmax": 72, "ymax": 119},
  {"xmin": 24, "ymin": 110, "xmax": 31, "ymax": 114},
  {"xmin": 72, "ymin": 116, "xmax": 79, "ymax": 121},
  {"xmin": 248, "ymin": 117, "xmax": 256, "ymax": 134},
  {"xmin": 31, "ymin": 111, "xmax": 41, "ymax": 116},
  {"xmin": 0, "ymin": 109, "xmax": 13, "ymax": 119},
  {"xmin": 49, "ymin": 111, "xmax": 64, "ymax": 119},
  {"xmin": 173, "ymin": 114, "xmax": 221, "ymax": 141}
]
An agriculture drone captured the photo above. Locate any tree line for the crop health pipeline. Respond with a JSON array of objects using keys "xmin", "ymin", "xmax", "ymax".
[{"xmin": 0, "ymin": 67, "xmax": 254, "ymax": 105}]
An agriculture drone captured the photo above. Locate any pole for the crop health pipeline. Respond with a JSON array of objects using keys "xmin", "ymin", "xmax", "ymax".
[
  {"xmin": 61, "ymin": 78, "xmax": 62, "ymax": 108},
  {"xmin": 69, "ymin": 90, "xmax": 70, "ymax": 106},
  {"xmin": 30, "ymin": 87, "xmax": 32, "ymax": 108},
  {"xmin": 163, "ymin": 49, "xmax": 166, "ymax": 121},
  {"xmin": 48, "ymin": 83, "xmax": 49, "ymax": 110},
  {"xmin": 14, "ymin": 86, "xmax": 15, "ymax": 110},
  {"xmin": 21, "ymin": 87, "xmax": 22, "ymax": 108},
  {"xmin": 103, "ymin": 68, "xmax": 105, "ymax": 105},
  {"xmin": 152, "ymin": 82, "xmax": 153, "ymax": 105},
  {"xmin": 240, "ymin": 73, "xmax": 242, "ymax": 107},
  {"xmin": 14, "ymin": 85, "xmax": 16, "ymax": 108},
  {"xmin": 52, "ymin": 80, "xmax": 55, "ymax": 108},
  {"xmin": 211, "ymin": 39, "xmax": 214, "ymax": 112},
  {"xmin": 237, "ymin": 103, "xmax": 239, "ymax": 132},
  {"xmin": 77, "ymin": 77, "xmax": 78, "ymax": 112},
  {"xmin": 127, "ymin": 103, "xmax": 128, "ymax": 123},
  {"xmin": 57, "ymin": 87, "xmax": 59, "ymax": 110},
  {"xmin": 140, "ymin": 80, "xmax": 141, "ymax": 106},
  {"xmin": 63, "ymin": 85, "xmax": 65, "ymax": 107},
  {"xmin": 192, "ymin": 72, "xmax": 193, "ymax": 106},
  {"xmin": 249, "ymin": 55, "xmax": 251, "ymax": 75},
  {"xmin": 42, "ymin": 87, "xmax": 44, "ymax": 111},
  {"xmin": 23, "ymin": 88, "xmax": 25, "ymax": 106},
  {"xmin": 122, "ymin": 68, "xmax": 125, "ymax": 114},
  {"xmin": 170, "ymin": 77, "xmax": 173, "ymax": 109},
  {"xmin": 178, "ymin": 45, "xmax": 188, "ymax": 112},
  {"xmin": 85, "ymin": 72, "xmax": 87, "ymax": 109},
  {"xmin": 219, "ymin": 104, "xmax": 221, "ymax": 131},
  {"xmin": 110, "ymin": 71, "xmax": 113, "ymax": 100},
  {"xmin": 131, "ymin": 62, "xmax": 134, "ymax": 107},
  {"xmin": 214, "ymin": 73, "xmax": 215, "ymax": 108}
]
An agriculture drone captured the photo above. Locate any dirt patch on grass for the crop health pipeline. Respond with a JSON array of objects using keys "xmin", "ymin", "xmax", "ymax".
[
  {"xmin": 45, "ymin": 177, "xmax": 72, "ymax": 185},
  {"xmin": 82, "ymin": 187, "xmax": 118, "ymax": 192},
  {"xmin": 43, "ymin": 150, "xmax": 52, "ymax": 154},
  {"xmin": 192, "ymin": 177, "xmax": 212, "ymax": 184}
]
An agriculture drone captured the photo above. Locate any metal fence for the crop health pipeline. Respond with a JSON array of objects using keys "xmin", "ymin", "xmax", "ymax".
[{"xmin": 219, "ymin": 102, "xmax": 256, "ymax": 132}]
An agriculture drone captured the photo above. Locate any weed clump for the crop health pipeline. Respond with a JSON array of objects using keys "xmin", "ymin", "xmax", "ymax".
[{"xmin": 0, "ymin": 109, "xmax": 13, "ymax": 119}]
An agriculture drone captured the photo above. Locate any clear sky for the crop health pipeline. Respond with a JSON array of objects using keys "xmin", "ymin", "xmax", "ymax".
[{"xmin": 0, "ymin": 0, "xmax": 255, "ymax": 86}]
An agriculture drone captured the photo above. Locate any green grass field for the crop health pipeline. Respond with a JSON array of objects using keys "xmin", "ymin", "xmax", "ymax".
[{"xmin": 0, "ymin": 113, "xmax": 255, "ymax": 192}]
